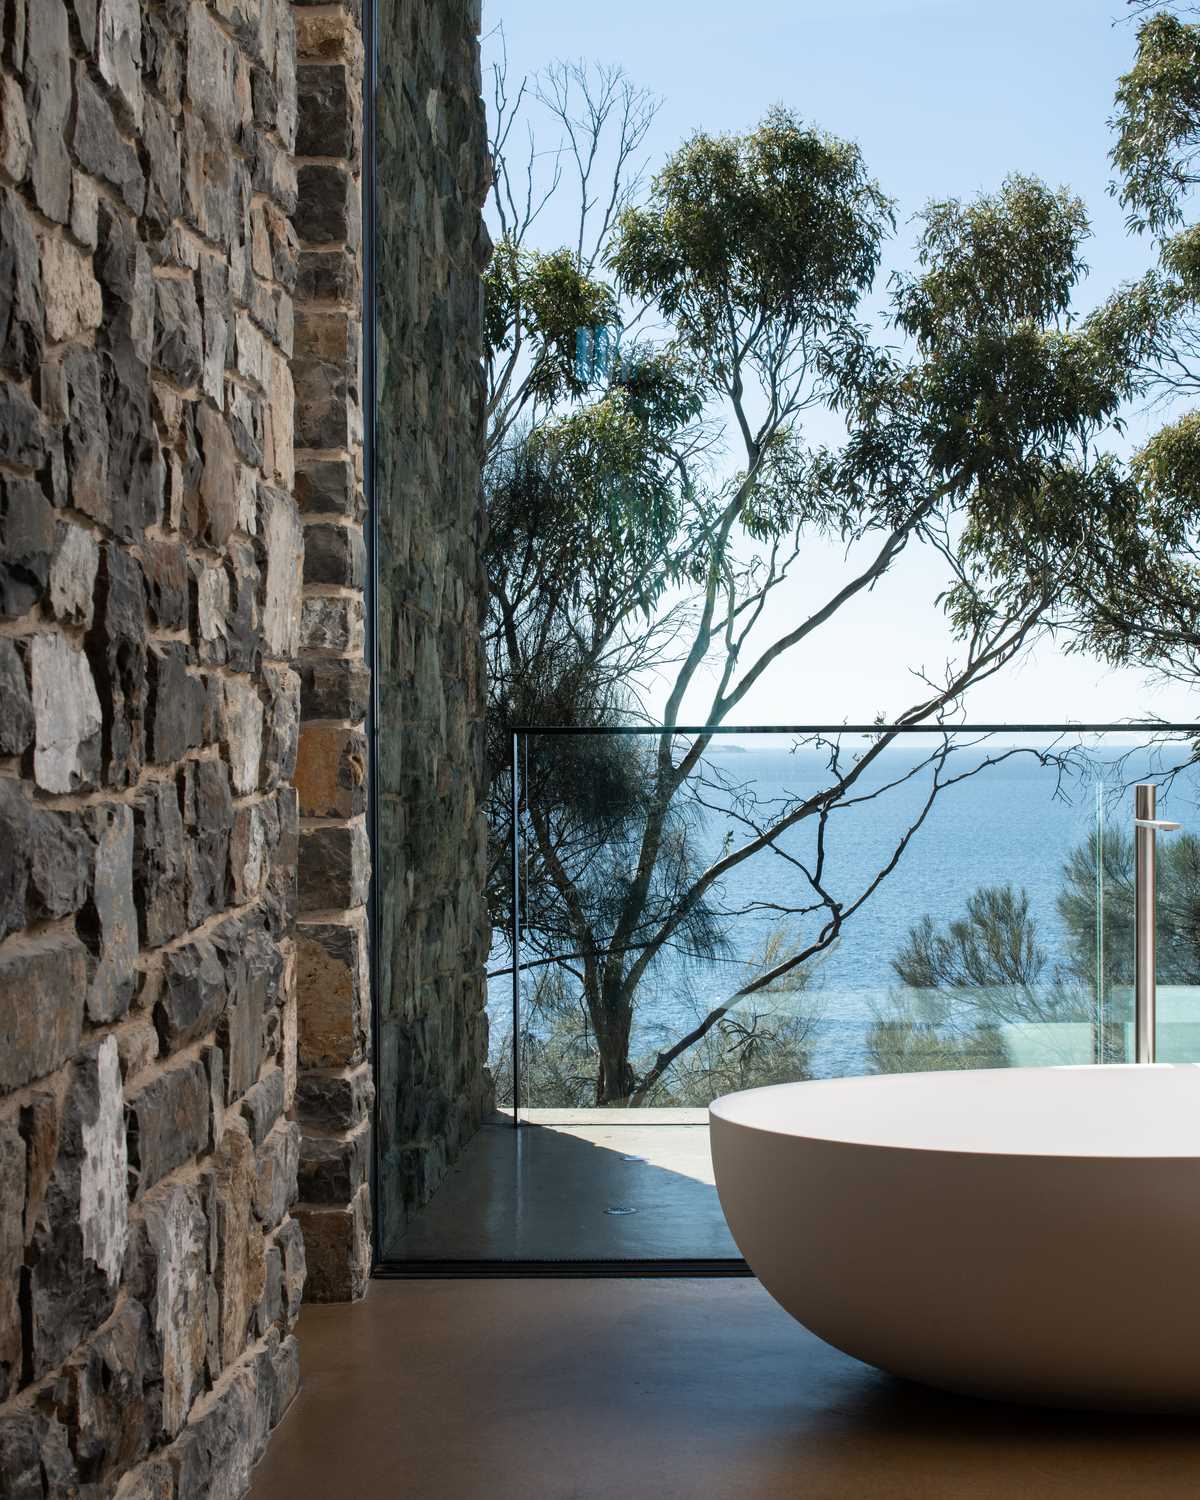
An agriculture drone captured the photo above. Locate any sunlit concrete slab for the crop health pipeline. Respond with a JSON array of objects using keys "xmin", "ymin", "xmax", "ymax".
[{"xmin": 386, "ymin": 1112, "xmax": 739, "ymax": 1261}]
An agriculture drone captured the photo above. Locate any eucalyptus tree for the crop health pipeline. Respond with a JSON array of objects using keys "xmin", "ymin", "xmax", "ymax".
[
  {"xmin": 483, "ymin": 88, "xmax": 1148, "ymax": 1104},
  {"xmin": 971, "ymin": 4, "xmax": 1200, "ymax": 683}
]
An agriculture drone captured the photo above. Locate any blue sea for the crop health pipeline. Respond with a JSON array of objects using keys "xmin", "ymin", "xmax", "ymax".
[{"xmin": 490, "ymin": 737, "xmax": 1200, "ymax": 1083}]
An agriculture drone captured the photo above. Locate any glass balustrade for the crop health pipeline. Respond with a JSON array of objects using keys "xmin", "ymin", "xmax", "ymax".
[{"xmin": 385, "ymin": 722, "xmax": 1199, "ymax": 1265}]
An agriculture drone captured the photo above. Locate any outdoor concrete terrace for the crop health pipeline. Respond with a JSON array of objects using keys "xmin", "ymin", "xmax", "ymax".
[{"xmin": 385, "ymin": 1109, "xmax": 738, "ymax": 1262}]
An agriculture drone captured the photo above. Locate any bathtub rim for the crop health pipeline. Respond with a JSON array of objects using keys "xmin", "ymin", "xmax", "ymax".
[{"xmin": 708, "ymin": 1061, "xmax": 1200, "ymax": 1161}]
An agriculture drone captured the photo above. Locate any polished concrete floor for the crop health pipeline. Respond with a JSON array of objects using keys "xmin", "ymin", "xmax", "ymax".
[
  {"xmin": 250, "ymin": 1279, "xmax": 1200, "ymax": 1500},
  {"xmin": 387, "ymin": 1113, "xmax": 738, "ymax": 1261}
]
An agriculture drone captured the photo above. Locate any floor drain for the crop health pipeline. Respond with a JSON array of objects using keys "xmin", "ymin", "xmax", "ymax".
[{"xmin": 604, "ymin": 1206, "xmax": 638, "ymax": 1216}]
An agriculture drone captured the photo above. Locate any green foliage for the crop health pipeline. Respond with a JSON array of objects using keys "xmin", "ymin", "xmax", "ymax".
[
  {"xmin": 1058, "ymin": 826, "xmax": 1200, "ymax": 988},
  {"xmin": 867, "ymin": 997, "xmax": 1008, "ymax": 1074},
  {"xmin": 485, "ymin": 238, "xmax": 619, "ymax": 406},
  {"xmin": 892, "ymin": 885, "xmax": 1048, "ymax": 991},
  {"xmin": 609, "ymin": 107, "xmax": 893, "ymax": 355},
  {"xmin": 1111, "ymin": 11, "xmax": 1200, "ymax": 233}
]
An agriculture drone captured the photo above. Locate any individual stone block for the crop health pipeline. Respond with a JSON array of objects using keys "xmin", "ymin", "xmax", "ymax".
[
  {"xmin": 274, "ymin": 1215, "xmax": 306, "ymax": 1326},
  {"xmin": 154, "ymin": 274, "xmax": 203, "ymax": 387},
  {"xmin": 296, "ymin": 62, "xmax": 353, "ymax": 157},
  {"xmin": 225, "ymin": 379, "xmax": 263, "ymax": 466},
  {"xmin": 71, "ymin": 169, "xmax": 99, "ymax": 249},
  {"xmin": 294, "ymin": 1183, "xmax": 370, "ymax": 1302},
  {"xmin": 97, "ymin": 0, "xmax": 143, "ymax": 129},
  {"xmin": 240, "ymin": 1068, "xmax": 285, "ymax": 1149},
  {"xmin": 24, "ymin": 0, "xmax": 72, "ymax": 223},
  {"xmin": 262, "ymin": 664, "xmax": 300, "ymax": 787},
  {"xmin": 0, "ymin": 185, "xmax": 43, "ymax": 374},
  {"xmin": 258, "ymin": 485, "xmax": 303, "ymax": 659},
  {"xmin": 271, "ymin": 1333, "xmax": 300, "ymax": 1426},
  {"xmin": 187, "ymin": 401, "xmax": 240, "ymax": 547},
  {"xmin": 300, "ymin": 594, "xmax": 364, "ymax": 655},
  {"xmin": 294, "ymin": 723, "xmax": 366, "ymax": 819},
  {"xmin": 54, "ymin": 1294, "xmax": 159, "ymax": 1485},
  {"xmin": 30, "ymin": 631, "xmax": 103, "ymax": 792},
  {"xmin": 142, "ymin": 536, "xmax": 189, "ymax": 632},
  {"xmin": 0, "ymin": 637, "xmax": 32, "ymax": 755},
  {"xmin": 0, "ymin": 1118, "xmax": 24, "ymax": 1400},
  {"xmin": 87, "ymin": 543, "xmax": 148, "ymax": 787},
  {"xmin": 295, "ymin": 915, "xmax": 369, "ymax": 1068},
  {"xmin": 0, "ymin": 377, "xmax": 46, "ymax": 467},
  {"xmin": 220, "ymin": 675, "xmax": 264, "ymax": 796},
  {"xmin": 199, "ymin": 254, "xmax": 229, "ymax": 407},
  {"xmin": 168, "ymin": 1363, "xmax": 259, "ymax": 1499},
  {"xmin": 294, "ymin": 162, "xmax": 354, "ymax": 244},
  {"xmin": 225, "ymin": 540, "xmax": 263, "ymax": 673},
  {"xmin": 263, "ymin": 348, "xmax": 294, "ymax": 490},
  {"xmin": 0, "ymin": 75, "xmax": 31, "ymax": 187},
  {"xmin": 180, "ymin": 756, "xmax": 233, "ymax": 927},
  {"xmin": 303, "ymin": 522, "xmax": 365, "ymax": 588},
  {"xmin": 22, "ymin": 796, "xmax": 92, "ymax": 928},
  {"xmin": 0, "ymin": 474, "xmax": 54, "ymax": 618},
  {"xmin": 295, "ymin": 1065, "xmax": 375, "ymax": 1133},
  {"xmin": 126, "ymin": 1058, "xmax": 210, "ymax": 1197},
  {"xmin": 268, "ymin": 784, "xmax": 299, "ymax": 929},
  {"xmin": 215, "ymin": 915, "xmax": 279, "ymax": 1102},
  {"xmin": 59, "ymin": 344, "xmax": 111, "ymax": 526},
  {"xmin": 298, "ymin": 822, "xmax": 370, "ymax": 914},
  {"xmin": 73, "ymin": 64, "xmax": 145, "ymax": 214},
  {"xmin": 78, "ymin": 801, "xmax": 138, "ymax": 1024},
  {"xmin": 230, "ymin": 802, "xmax": 267, "ymax": 905},
  {"xmin": 0, "ymin": 1408, "xmax": 76, "ymax": 1497},
  {"xmin": 114, "ymin": 1455, "xmax": 175, "ymax": 1499},
  {"xmin": 298, "ymin": 1120, "xmax": 369, "ymax": 1205},
  {"xmin": 295, "ymin": 455, "xmax": 359, "ymax": 517},
  {"xmin": 186, "ymin": 0, "xmax": 240, "ymax": 138},
  {"xmin": 48, "ymin": 520, "xmax": 100, "ymax": 627},
  {"xmin": 0, "ymin": 927, "xmax": 85, "ymax": 1083},
  {"xmin": 133, "ymin": 778, "xmax": 187, "ymax": 947},
  {"xmin": 143, "ymin": 91, "xmax": 183, "ymax": 240},
  {"xmin": 41, "ymin": 231, "xmax": 103, "ymax": 344},
  {"xmin": 25, "ymin": 1038, "xmax": 128, "ymax": 1379},
  {"xmin": 253, "ymin": 1118, "xmax": 299, "ymax": 1232},
  {"xmin": 147, "ymin": 641, "xmax": 204, "ymax": 764},
  {"xmin": 210, "ymin": 1118, "xmax": 264, "ymax": 1371},
  {"xmin": 127, "ymin": 1178, "xmax": 208, "ymax": 1438},
  {"xmin": 95, "ymin": 196, "xmax": 154, "ymax": 369},
  {"xmin": 294, "ymin": 307, "xmax": 359, "ymax": 450},
  {"xmin": 296, "ymin": 245, "xmax": 359, "ymax": 304},
  {"xmin": 299, "ymin": 655, "xmax": 370, "ymax": 723},
  {"xmin": 156, "ymin": 933, "xmax": 227, "ymax": 1053}
]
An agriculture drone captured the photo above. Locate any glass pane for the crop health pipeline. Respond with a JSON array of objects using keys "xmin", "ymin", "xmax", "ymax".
[{"xmin": 391, "ymin": 724, "xmax": 1199, "ymax": 1264}]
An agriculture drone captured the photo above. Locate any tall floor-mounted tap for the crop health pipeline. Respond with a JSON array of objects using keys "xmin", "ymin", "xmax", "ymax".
[{"xmin": 1134, "ymin": 783, "xmax": 1180, "ymax": 1064}]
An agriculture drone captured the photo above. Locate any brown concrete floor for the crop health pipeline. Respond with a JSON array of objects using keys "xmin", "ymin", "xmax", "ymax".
[
  {"xmin": 249, "ymin": 1279, "xmax": 1200, "ymax": 1500},
  {"xmin": 385, "ymin": 1118, "xmax": 738, "ymax": 1261}
]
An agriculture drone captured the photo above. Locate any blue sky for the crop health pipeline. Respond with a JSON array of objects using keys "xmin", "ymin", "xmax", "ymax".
[{"xmin": 483, "ymin": 0, "xmax": 1197, "ymax": 726}]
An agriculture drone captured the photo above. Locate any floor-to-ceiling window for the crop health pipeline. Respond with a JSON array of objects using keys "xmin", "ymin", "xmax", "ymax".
[{"xmin": 376, "ymin": 0, "xmax": 1200, "ymax": 1268}]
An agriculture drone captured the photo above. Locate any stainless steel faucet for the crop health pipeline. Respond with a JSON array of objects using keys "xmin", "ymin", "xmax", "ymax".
[{"xmin": 1133, "ymin": 784, "xmax": 1180, "ymax": 1064}]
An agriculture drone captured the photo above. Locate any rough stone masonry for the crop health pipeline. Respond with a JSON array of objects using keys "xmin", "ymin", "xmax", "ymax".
[
  {"xmin": 0, "ymin": 0, "xmax": 493, "ymax": 1491},
  {"xmin": 0, "ymin": 0, "xmax": 308, "ymax": 1492}
]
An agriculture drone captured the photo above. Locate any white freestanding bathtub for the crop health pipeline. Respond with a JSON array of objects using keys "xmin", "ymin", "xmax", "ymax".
[{"xmin": 710, "ymin": 1064, "xmax": 1200, "ymax": 1411}]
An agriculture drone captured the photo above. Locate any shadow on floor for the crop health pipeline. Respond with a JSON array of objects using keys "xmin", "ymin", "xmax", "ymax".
[
  {"xmin": 383, "ymin": 1114, "xmax": 739, "ymax": 1261},
  {"xmin": 250, "ymin": 1278, "xmax": 1200, "ymax": 1500}
]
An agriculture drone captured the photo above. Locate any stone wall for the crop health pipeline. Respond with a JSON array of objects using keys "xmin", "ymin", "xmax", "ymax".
[
  {"xmin": 289, "ymin": 0, "xmax": 374, "ymax": 1304},
  {"xmin": 374, "ymin": 0, "xmax": 493, "ymax": 1257},
  {"xmin": 0, "ymin": 1, "xmax": 308, "ymax": 1492}
]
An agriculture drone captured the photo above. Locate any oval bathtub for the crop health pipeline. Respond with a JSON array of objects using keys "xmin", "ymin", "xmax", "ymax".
[{"xmin": 709, "ymin": 1064, "xmax": 1200, "ymax": 1411}]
